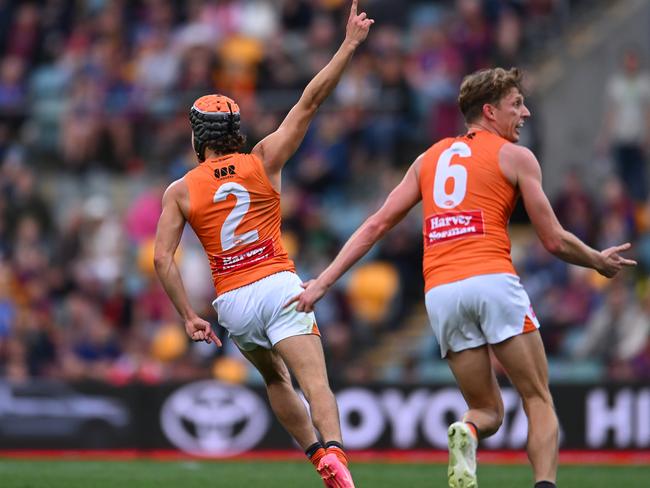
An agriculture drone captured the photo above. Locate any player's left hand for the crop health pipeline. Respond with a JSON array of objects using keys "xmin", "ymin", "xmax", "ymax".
[
  {"xmin": 597, "ymin": 242, "xmax": 637, "ymax": 278},
  {"xmin": 284, "ymin": 279, "xmax": 329, "ymax": 313}
]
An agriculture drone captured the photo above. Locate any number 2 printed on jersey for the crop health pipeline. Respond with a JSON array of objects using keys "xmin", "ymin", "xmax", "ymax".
[{"xmin": 213, "ymin": 182, "xmax": 259, "ymax": 251}]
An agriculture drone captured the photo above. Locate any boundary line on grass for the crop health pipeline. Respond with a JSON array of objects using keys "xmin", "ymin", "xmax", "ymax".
[{"xmin": 0, "ymin": 450, "xmax": 649, "ymax": 465}]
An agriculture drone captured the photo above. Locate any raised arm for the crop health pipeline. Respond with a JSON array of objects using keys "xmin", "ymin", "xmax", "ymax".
[
  {"xmin": 153, "ymin": 180, "xmax": 220, "ymax": 346},
  {"xmin": 288, "ymin": 158, "xmax": 423, "ymax": 312},
  {"xmin": 252, "ymin": 0, "xmax": 374, "ymax": 183},
  {"xmin": 503, "ymin": 143, "xmax": 636, "ymax": 276}
]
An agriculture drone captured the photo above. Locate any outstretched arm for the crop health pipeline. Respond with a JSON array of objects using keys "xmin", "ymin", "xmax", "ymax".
[
  {"xmin": 507, "ymin": 144, "xmax": 637, "ymax": 277},
  {"xmin": 287, "ymin": 159, "xmax": 423, "ymax": 312},
  {"xmin": 252, "ymin": 0, "xmax": 374, "ymax": 181},
  {"xmin": 154, "ymin": 181, "xmax": 221, "ymax": 346}
]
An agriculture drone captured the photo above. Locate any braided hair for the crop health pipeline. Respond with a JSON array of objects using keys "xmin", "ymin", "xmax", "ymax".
[{"xmin": 189, "ymin": 94, "xmax": 246, "ymax": 162}]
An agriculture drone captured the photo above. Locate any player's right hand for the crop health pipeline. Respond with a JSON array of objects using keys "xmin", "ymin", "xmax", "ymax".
[
  {"xmin": 284, "ymin": 279, "xmax": 329, "ymax": 313},
  {"xmin": 597, "ymin": 242, "xmax": 637, "ymax": 278},
  {"xmin": 185, "ymin": 316, "xmax": 222, "ymax": 346},
  {"xmin": 345, "ymin": 0, "xmax": 374, "ymax": 48}
]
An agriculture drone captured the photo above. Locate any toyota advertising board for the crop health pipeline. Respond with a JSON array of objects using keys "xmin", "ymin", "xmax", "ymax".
[
  {"xmin": 160, "ymin": 380, "xmax": 270, "ymax": 456},
  {"xmin": 0, "ymin": 381, "xmax": 648, "ymax": 453}
]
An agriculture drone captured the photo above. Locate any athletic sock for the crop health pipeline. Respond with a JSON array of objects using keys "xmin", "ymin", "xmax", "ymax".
[
  {"xmin": 324, "ymin": 440, "xmax": 349, "ymax": 466},
  {"xmin": 464, "ymin": 421, "xmax": 479, "ymax": 440},
  {"xmin": 534, "ymin": 481, "xmax": 556, "ymax": 488},
  {"xmin": 305, "ymin": 442, "xmax": 326, "ymax": 468}
]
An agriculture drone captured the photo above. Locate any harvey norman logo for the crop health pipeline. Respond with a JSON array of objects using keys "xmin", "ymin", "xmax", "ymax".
[
  {"xmin": 212, "ymin": 238, "xmax": 276, "ymax": 275},
  {"xmin": 425, "ymin": 210, "xmax": 485, "ymax": 246}
]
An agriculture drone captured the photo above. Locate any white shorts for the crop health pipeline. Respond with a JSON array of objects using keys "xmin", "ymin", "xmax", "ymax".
[
  {"xmin": 425, "ymin": 273, "xmax": 540, "ymax": 358},
  {"xmin": 213, "ymin": 271, "xmax": 318, "ymax": 351}
]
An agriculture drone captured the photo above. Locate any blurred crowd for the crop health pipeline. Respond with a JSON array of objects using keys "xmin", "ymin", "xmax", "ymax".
[{"xmin": 1, "ymin": 0, "xmax": 649, "ymax": 386}]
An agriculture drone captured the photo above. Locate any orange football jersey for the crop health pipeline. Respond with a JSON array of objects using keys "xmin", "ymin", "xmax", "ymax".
[
  {"xmin": 184, "ymin": 153, "xmax": 295, "ymax": 294},
  {"xmin": 419, "ymin": 130, "xmax": 518, "ymax": 291}
]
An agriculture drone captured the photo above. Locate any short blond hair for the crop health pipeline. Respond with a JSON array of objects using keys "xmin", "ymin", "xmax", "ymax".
[{"xmin": 458, "ymin": 67, "xmax": 524, "ymax": 123}]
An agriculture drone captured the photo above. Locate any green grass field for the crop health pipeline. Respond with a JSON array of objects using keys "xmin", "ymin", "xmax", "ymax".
[{"xmin": 1, "ymin": 460, "xmax": 648, "ymax": 488}]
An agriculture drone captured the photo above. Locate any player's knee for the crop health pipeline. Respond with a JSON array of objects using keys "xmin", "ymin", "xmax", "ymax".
[
  {"xmin": 480, "ymin": 405, "xmax": 504, "ymax": 437},
  {"xmin": 261, "ymin": 367, "xmax": 292, "ymax": 388},
  {"xmin": 521, "ymin": 389, "xmax": 556, "ymax": 421},
  {"xmin": 521, "ymin": 384, "xmax": 554, "ymax": 406},
  {"xmin": 517, "ymin": 374, "xmax": 553, "ymax": 404},
  {"xmin": 494, "ymin": 403, "xmax": 505, "ymax": 429},
  {"xmin": 488, "ymin": 394, "xmax": 505, "ymax": 428},
  {"xmin": 475, "ymin": 396, "xmax": 504, "ymax": 437}
]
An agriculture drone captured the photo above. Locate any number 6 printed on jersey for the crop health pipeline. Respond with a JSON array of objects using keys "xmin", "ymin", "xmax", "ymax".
[{"xmin": 433, "ymin": 142, "xmax": 471, "ymax": 209}]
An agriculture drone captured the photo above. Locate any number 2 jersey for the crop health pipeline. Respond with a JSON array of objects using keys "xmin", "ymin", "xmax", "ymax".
[
  {"xmin": 184, "ymin": 153, "xmax": 295, "ymax": 295},
  {"xmin": 420, "ymin": 130, "xmax": 518, "ymax": 291}
]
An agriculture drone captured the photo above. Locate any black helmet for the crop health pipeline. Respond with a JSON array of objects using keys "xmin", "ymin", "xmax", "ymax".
[{"xmin": 189, "ymin": 94, "xmax": 242, "ymax": 162}]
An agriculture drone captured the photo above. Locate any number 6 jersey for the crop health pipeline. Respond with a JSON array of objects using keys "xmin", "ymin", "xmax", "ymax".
[
  {"xmin": 184, "ymin": 153, "xmax": 295, "ymax": 295},
  {"xmin": 420, "ymin": 130, "xmax": 517, "ymax": 291}
]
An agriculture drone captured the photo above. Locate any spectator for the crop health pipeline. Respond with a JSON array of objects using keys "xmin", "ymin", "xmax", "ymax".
[
  {"xmin": 599, "ymin": 47, "xmax": 650, "ymax": 202},
  {"xmin": 553, "ymin": 168, "xmax": 597, "ymax": 245},
  {"xmin": 573, "ymin": 279, "xmax": 649, "ymax": 376}
]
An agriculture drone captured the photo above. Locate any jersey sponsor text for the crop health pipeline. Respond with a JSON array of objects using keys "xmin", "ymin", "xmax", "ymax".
[
  {"xmin": 425, "ymin": 210, "xmax": 485, "ymax": 246},
  {"xmin": 212, "ymin": 238, "xmax": 276, "ymax": 274}
]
